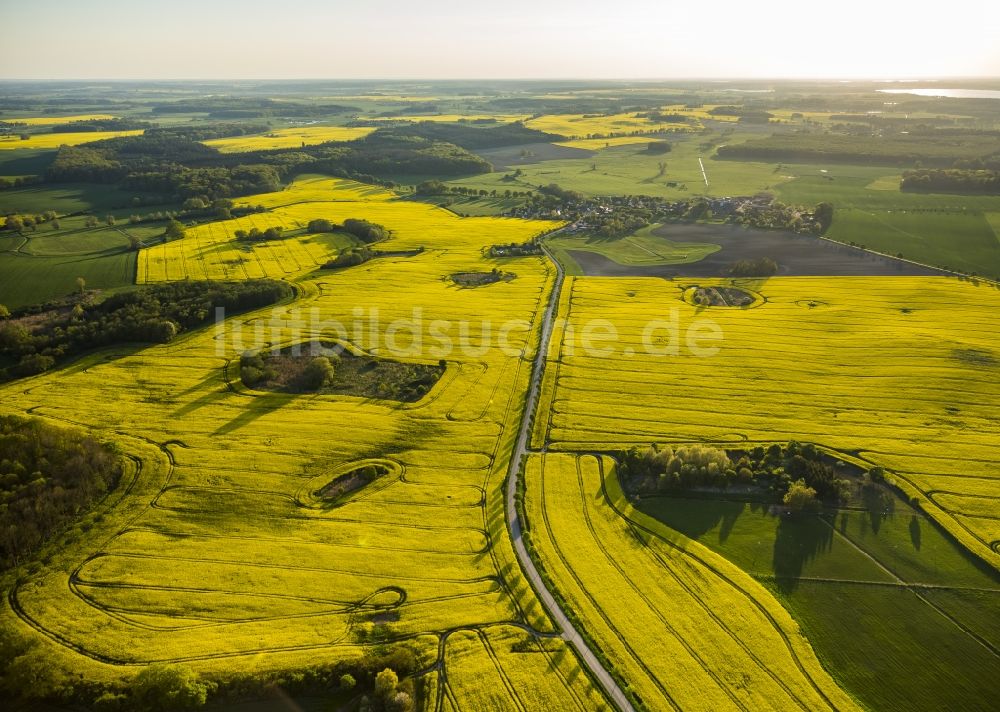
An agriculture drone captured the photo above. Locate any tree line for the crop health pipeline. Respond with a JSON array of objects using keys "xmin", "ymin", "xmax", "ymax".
[
  {"xmin": 620, "ymin": 441, "xmax": 859, "ymax": 510},
  {"xmin": 901, "ymin": 168, "xmax": 1000, "ymax": 195},
  {"xmin": 0, "ymin": 280, "xmax": 292, "ymax": 380}
]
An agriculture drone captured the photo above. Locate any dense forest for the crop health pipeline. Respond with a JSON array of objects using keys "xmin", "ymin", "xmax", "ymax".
[
  {"xmin": 44, "ymin": 127, "xmax": 492, "ymax": 200},
  {"xmin": 371, "ymin": 120, "xmax": 560, "ymax": 149},
  {"xmin": 0, "ymin": 415, "xmax": 123, "ymax": 568},
  {"xmin": 0, "ymin": 280, "xmax": 292, "ymax": 380},
  {"xmin": 900, "ymin": 168, "xmax": 1000, "ymax": 194}
]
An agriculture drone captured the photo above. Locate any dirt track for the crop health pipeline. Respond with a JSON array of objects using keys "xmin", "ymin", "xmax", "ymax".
[{"xmin": 569, "ymin": 222, "xmax": 943, "ymax": 277}]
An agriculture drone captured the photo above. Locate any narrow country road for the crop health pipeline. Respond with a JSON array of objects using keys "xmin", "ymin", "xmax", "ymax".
[
  {"xmin": 698, "ymin": 157, "xmax": 709, "ymax": 186},
  {"xmin": 504, "ymin": 235, "xmax": 637, "ymax": 712}
]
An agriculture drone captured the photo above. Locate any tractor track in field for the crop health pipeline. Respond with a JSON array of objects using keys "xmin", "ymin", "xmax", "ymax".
[{"xmin": 504, "ymin": 234, "xmax": 637, "ymax": 712}]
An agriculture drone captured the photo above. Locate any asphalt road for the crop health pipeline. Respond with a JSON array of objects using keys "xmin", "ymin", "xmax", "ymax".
[{"xmin": 503, "ymin": 237, "xmax": 636, "ymax": 712}]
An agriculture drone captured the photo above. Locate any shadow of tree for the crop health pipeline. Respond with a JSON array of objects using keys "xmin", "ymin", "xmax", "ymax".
[{"xmin": 772, "ymin": 513, "xmax": 835, "ymax": 593}]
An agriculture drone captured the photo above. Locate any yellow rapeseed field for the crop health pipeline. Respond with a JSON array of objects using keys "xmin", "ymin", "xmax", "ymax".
[
  {"xmin": 2, "ymin": 114, "xmax": 117, "ymax": 125},
  {"xmin": 523, "ymin": 452, "xmax": 861, "ymax": 711},
  {"xmin": 442, "ymin": 626, "xmax": 611, "ymax": 710},
  {"xmin": 0, "ymin": 177, "xmax": 592, "ymax": 704},
  {"xmin": 554, "ymin": 136, "xmax": 667, "ymax": 150},
  {"xmin": 0, "ymin": 130, "xmax": 144, "ymax": 150},
  {"xmin": 203, "ymin": 126, "xmax": 375, "ymax": 152},
  {"xmin": 543, "ymin": 276, "xmax": 1000, "ymax": 567},
  {"xmin": 527, "ymin": 112, "xmax": 699, "ymax": 139},
  {"xmin": 139, "ymin": 176, "xmax": 555, "ymax": 282}
]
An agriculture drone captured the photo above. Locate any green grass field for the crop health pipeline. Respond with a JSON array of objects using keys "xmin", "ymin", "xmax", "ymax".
[
  {"xmin": 826, "ymin": 208, "xmax": 1000, "ymax": 277},
  {"xmin": 0, "ymin": 227, "xmax": 137, "ymax": 307},
  {"xmin": 446, "ymin": 135, "xmax": 1000, "ymax": 277},
  {"xmin": 547, "ymin": 223, "xmax": 720, "ymax": 275},
  {"xmin": 639, "ymin": 494, "xmax": 1000, "ymax": 711}
]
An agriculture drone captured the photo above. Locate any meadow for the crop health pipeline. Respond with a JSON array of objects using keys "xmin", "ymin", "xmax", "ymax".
[
  {"xmin": 0, "ymin": 225, "xmax": 139, "ymax": 308},
  {"xmin": 0, "ymin": 177, "xmax": 606, "ymax": 709},
  {"xmin": 546, "ymin": 223, "xmax": 720, "ymax": 276},
  {"xmin": 641, "ymin": 494, "xmax": 1000, "ymax": 711}
]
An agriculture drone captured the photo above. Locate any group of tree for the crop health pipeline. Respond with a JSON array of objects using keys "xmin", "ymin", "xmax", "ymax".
[
  {"xmin": 489, "ymin": 240, "xmax": 543, "ymax": 257},
  {"xmin": 342, "ymin": 218, "xmax": 389, "ymax": 243},
  {"xmin": 900, "ymin": 168, "xmax": 1000, "ymax": 195},
  {"xmin": 1, "ymin": 618, "xmax": 418, "ymax": 711},
  {"xmin": 48, "ymin": 117, "xmax": 152, "ymax": 133},
  {"xmin": 323, "ymin": 245, "xmax": 376, "ymax": 269},
  {"xmin": 727, "ymin": 257, "xmax": 779, "ymax": 277},
  {"xmin": 620, "ymin": 441, "xmax": 855, "ymax": 508},
  {"xmin": 234, "ymin": 225, "xmax": 284, "ymax": 242},
  {"xmin": 0, "ymin": 280, "xmax": 291, "ymax": 381},
  {"xmin": 415, "ymin": 180, "xmax": 532, "ymax": 200},
  {"xmin": 636, "ymin": 111, "xmax": 689, "ymax": 123},
  {"xmin": 2, "ymin": 211, "xmax": 58, "ymax": 232},
  {"xmin": 0, "ymin": 415, "xmax": 123, "ymax": 568},
  {"xmin": 371, "ymin": 120, "xmax": 559, "ymax": 150}
]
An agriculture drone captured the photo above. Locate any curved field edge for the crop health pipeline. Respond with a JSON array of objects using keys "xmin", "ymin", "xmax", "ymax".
[
  {"xmin": 0, "ymin": 176, "xmax": 610, "ymax": 709},
  {"xmin": 545, "ymin": 275, "xmax": 1000, "ymax": 575},
  {"xmin": 521, "ymin": 451, "xmax": 861, "ymax": 712}
]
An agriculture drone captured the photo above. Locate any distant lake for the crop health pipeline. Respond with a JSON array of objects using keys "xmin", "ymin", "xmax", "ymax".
[{"xmin": 878, "ymin": 88, "xmax": 1000, "ymax": 99}]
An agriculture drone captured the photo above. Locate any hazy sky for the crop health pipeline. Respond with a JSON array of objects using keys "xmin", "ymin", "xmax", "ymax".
[{"xmin": 2, "ymin": 0, "xmax": 999, "ymax": 80}]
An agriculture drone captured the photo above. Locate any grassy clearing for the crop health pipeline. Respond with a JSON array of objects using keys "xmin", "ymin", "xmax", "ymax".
[
  {"xmin": 0, "ymin": 222, "xmax": 158, "ymax": 307},
  {"xmin": 522, "ymin": 452, "xmax": 859, "ymax": 711},
  {"xmin": 0, "ymin": 248, "xmax": 136, "ymax": 308},
  {"xmin": 544, "ymin": 276, "xmax": 1000, "ymax": 569},
  {"xmin": 204, "ymin": 126, "xmax": 375, "ymax": 152},
  {"xmin": 0, "ymin": 182, "xmax": 141, "ymax": 214}
]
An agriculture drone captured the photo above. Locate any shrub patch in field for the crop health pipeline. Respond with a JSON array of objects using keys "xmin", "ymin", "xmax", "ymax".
[
  {"xmin": 240, "ymin": 340, "xmax": 445, "ymax": 402},
  {"xmin": 450, "ymin": 269, "xmax": 515, "ymax": 287}
]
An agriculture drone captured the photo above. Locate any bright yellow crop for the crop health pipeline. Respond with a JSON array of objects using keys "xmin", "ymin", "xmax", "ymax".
[
  {"xmin": 2, "ymin": 114, "xmax": 116, "ymax": 125},
  {"xmin": 544, "ymin": 275, "xmax": 1000, "ymax": 568},
  {"xmin": 140, "ymin": 176, "xmax": 556, "ymax": 282},
  {"xmin": 203, "ymin": 126, "xmax": 375, "ymax": 152},
  {"xmin": 523, "ymin": 452, "xmax": 861, "ymax": 711},
  {"xmin": 0, "ymin": 176, "xmax": 581, "ymax": 704},
  {"xmin": 526, "ymin": 112, "xmax": 698, "ymax": 139},
  {"xmin": 0, "ymin": 130, "xmax": 144, "ymax": 150}
]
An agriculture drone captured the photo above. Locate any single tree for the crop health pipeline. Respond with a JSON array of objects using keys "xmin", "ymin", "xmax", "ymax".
[
  {"xmin": 783, "ymin": 479, "xmax": 820, "ymax": 513},
  {"xmin": 164, "ymin": 219, "xmax": 186, "ymax": 241}
]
